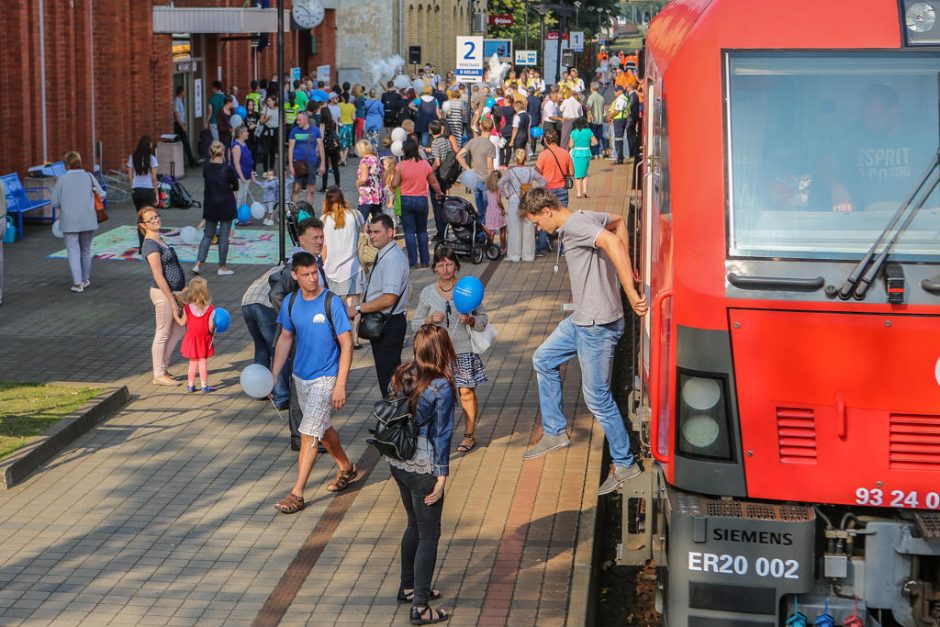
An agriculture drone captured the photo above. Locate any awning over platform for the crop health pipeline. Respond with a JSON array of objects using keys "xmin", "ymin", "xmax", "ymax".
[{"xmin": 152, "ymin": 7, "xmax": 292, "ymax": 34}]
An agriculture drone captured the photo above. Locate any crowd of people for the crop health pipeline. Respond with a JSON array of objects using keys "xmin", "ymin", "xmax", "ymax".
[{"xmin": 25, "ymin": 52, "xmax": 646, "ymax": 625}]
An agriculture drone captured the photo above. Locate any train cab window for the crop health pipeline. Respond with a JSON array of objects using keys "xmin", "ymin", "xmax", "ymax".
[{"xmin": 726, "ymin": 52, "xmax": 940, "ymax": 260}]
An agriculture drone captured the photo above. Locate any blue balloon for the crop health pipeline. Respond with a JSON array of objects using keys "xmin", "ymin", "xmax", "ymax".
[
  {"xmin": 530, "ymin": 126, "xmax": 544, "ymax": 139},
  {"xmin": 236, "ymin": 105, "xmax": 247, "ymax": 119},
  {"xmin": 238, "ymin": 204, "xmax": 252, "ymax": 222},
  {"xmin": 485, "ymin": 97, "xmax": 496, "ymax": 109},
  {"xmin": 213, "ymin": 307, "xmax": 232, "ymax": 333},
  {"xmin": 453, "ymin": 276, "xmax": 484, "ymax": 314}
]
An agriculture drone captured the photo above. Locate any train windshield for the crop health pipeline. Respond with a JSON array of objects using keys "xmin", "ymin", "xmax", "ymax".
[{"xmin": 727, "ymin": 52, "xmax": 940, "ymax": 260}]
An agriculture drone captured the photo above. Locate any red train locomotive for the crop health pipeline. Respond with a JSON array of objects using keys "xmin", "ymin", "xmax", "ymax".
[{"xmin": 625, "ymin": 1, "xmax": 940, "ymax": 624}]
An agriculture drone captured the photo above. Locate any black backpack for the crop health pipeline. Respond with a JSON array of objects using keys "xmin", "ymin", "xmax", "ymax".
[
  {"xmin": 169, "ymin": 180, "xmax": 200, "ymax": 208},
  {"xmin": 323, "ymin": 128, "xmax": 342, "ymax": 155},
  {"xmin": 367, "ymin": 396, "xmax": 432, "ymax": 462},
  {"xmin": 438, "ymin": 149, "xmax": 462, "ymax": 189}
]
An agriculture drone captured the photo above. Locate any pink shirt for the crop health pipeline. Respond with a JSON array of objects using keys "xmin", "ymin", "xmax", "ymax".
[{"xmin": 397, "ymin": 159, "xmax": 434, "ymax": 197}]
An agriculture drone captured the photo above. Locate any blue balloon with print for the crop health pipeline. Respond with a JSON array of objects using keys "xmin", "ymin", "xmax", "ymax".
[
  {"xmin": 213, "ymin": 307, "xmax": 232, "ymax": 333},
  {"xmin": 238, "ymin": 204, "xmax": 252, "ymax": 222},
  {"xmin": 530, "ymin": 126, "xmax": 544, "ymax": 139},
  {"xmin": 236, "ymin": 105, "xmax": 247, "ymax": 119},
  {"xmin": 453, "ymin": 276, "xmax": 484, "ymax": 315},
  {"xmin": 485, "ymin": 97, "xmax": 496, "ymax": 110}
]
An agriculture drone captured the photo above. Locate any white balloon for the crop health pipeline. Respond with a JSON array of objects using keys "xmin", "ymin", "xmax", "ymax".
[
  {"xmin": 390, "ymin": 141, "xmax": 404, "ymax": 157},
  {"xmin": 51, "ymin": 220, "xmax": 63, "ymax": 238},
  {"xmin": 230, "ymin": 114, "xmax": 244, "ymax": 128},
  {"xmin": 441, "ymin": 100, "xmax": 452, "ymax": 114},
  {"xmin": 391, "ymin": 127, "xmax": 408, "ymax": 143},
  {"xmin": 180, "ymin": 225, "xmax": 198, "ymax": 245},
  {"xmin": 251, "ymin": 201, "xmax": 266, "ymax": 220},
  {"xmin": 240, "ymin": 364, "xmax": 274, "ymax": 399},
  {"xmin": 458, "ymin": 169, "xmax": 480, "ymax": 190}
]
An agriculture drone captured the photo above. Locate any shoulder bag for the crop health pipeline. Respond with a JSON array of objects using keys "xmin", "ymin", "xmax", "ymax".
[
  {"xmin": 358, "ymin": 247, "xmax": 406, "ymax": 341},
  {"xmin": 548, "ymin": 146, "xmax": 574, "ymax": 190},
  {"xmin": 87, "ymin": 173, "xmax": 108, "ymax": 223},
  {"xmin": 355, "ymin": 210, "xmax": 378, "ymax": 267}
]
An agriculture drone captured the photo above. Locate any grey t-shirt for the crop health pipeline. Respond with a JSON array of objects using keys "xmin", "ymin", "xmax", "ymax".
[
  {"xmin": 559, "ymin": 211, "xmax": 623, "ymax": 326},
  {"xmin": 463, "ymin": 136, "xmax": 496, "ymax": 181},
  {"xmin": 364, "ymin": 241, "xmax": 410, "ymax": 315}
]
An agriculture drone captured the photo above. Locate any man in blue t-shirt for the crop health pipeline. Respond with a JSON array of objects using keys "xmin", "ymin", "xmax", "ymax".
[
  {"xmin": 288, "ymin": 112, "xmax": 325, "ymax": 206},
  {"xmin": 271, "ymin": 252, "xmax": 357, "ymax": 513}
]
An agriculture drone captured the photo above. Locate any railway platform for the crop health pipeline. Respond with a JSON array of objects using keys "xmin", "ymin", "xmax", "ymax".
[{"xmin": 0, "ymin": 155, "xmax": 638, "ymax": 626}]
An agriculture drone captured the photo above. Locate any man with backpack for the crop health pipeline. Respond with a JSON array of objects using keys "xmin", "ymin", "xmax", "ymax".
[
  {"xmin": 428, "ymin": 120, "xmax": 460, "ymax": 243},
  {"xmin": 270, "ymin": 218, "xmax": 330, "ymax": 449},
  {"xmin": 270, "ymin": 251, "xmax": 358, "ymax": 514}
]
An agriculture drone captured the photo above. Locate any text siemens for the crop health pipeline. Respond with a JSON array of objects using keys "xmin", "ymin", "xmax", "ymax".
[
  {"xmin": 711, "ymin": 528, "xmax": 793, "ymax": 546},
  {"xmin": 687, "ymin": 552, "xmax": 800, "ymax": 580}
]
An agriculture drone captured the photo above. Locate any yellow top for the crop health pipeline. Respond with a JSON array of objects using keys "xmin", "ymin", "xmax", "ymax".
[{"xmin": 339, "ymin": 102, "xmax": 356, "ymax": 125}]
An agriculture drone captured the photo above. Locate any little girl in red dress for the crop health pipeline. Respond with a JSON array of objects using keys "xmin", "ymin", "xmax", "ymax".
[{"xmin": 174, "ymin": 276, "xmax": 216, "ymax": 392}]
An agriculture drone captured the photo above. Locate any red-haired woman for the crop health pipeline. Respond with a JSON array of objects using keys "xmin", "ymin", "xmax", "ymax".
[{"xmin": 387, "ymin": 325, "xmax": 456, "ymax": 624}]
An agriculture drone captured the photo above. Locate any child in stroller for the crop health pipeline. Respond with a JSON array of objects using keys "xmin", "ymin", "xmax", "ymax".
[{"xmin": 435, "ymin": 196, "xmax": 500, "ymax": 264}]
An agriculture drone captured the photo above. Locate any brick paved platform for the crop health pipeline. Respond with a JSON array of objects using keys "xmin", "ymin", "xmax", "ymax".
[{"xmin": 0, "ymin": 153, "xmax": 635, "ymax": 626}]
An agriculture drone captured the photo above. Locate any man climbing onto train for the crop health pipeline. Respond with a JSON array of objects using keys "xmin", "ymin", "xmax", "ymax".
[{"xmin": 519, "ymin": 188, "xmax": 649, "ymax": 495}]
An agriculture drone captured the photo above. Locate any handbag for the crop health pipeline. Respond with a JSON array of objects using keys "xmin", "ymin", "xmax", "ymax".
[
  {"xmin": 548, "ymin": 146, "xmax": 574, "ymax": 190},
  {"xmin": 366, "ymin": 396, "xmax": 432, "ymax": 461},
  {"xmin": 88, "ymin": 173, "xmax": 108, "ymax": 223},
  {"xmin": 292, "ymin": 130, "xmax": 313, "ymax": 177},
  {"xmin": 468, "ymin": 322, "xmax": 498, "ymax": 354},
  {"xmin": 355, "ymin": 210, "xmax": 377, "ymax": 266},
  {"xmin": 358, "ymin": 247, "xmax": 406, "ymax": 341}
]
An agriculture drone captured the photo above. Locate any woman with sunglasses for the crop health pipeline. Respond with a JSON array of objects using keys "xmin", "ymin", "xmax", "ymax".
[
  {"xmin": 138, "ymin": 207, "xmax": 186, "ymax": 386},
  {"xmin": 411, "ymin": 247, "xmax": 489, "ymax": 454}
]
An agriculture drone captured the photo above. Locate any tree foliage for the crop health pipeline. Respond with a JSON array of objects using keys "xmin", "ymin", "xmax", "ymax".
[{"xmin": 485, "ymin": 0, "xmax": 623, "ymax": 49}]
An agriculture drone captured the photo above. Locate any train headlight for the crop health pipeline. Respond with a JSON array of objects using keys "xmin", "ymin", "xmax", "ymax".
[
  {"xmin": 907, "ymin": 2, "xmax": 936, "ymax": 32},
  {"xmin": 681, "ymin": 377, "xmax": 721, "ymax": 411},
  {"xmin": 902, "ymin": 1, "xmax": 940, "ymax": 45},
  {"xmin": 678, "ymin": 372, "xmax": 733, "ymax": 460},
  {"xmin": 681, "ymin": 414, "xmax": 721, "ymax": 448}
]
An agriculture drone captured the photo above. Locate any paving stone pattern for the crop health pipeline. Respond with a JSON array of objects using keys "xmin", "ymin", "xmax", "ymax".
[{"xmin": 0, "ymin": 154, "xmax": 633, "ymax": 626}]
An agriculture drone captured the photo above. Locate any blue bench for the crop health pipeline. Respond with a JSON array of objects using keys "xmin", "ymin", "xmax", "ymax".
[{"xmin": 1, "ymin": 173, "xmax": 53, "ymax": 241}]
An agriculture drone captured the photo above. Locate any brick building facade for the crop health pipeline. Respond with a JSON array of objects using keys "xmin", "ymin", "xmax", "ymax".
[{"xmin": 0, "ymin": 1, "xmax": 338, "ymax": 176}]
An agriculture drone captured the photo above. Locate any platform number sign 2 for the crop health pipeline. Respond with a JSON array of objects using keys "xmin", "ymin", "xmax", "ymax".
[{"xmin": 456, "ymin": 36, "xmax": 484, "ymax": 83}]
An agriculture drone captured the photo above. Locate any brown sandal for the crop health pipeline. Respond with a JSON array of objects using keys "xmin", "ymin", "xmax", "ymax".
[
  {"xmin": 274, "ymin": 492, "xmax": 305, "ymax": 514},
  {"xmin": 327, "ymin": 465, "xmax": 358, "ymax": 493}
]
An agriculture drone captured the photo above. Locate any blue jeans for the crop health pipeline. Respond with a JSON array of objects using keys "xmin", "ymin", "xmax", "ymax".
[
  {"xmin": 472, "ymin": 179, "xmax": 488, "ymax": 226},
  {"xmin": 197, "ymin": 220, "xmax": 232, "ymax": 266},
  {"xmin": 241, "ymin": 303, "xmax": 290, "ymax": 405},
  {"xmin": 420, "ymin": 130, "xmax": 431, "ymax": 148},
  {"xmin": 532, "ymin": 316, "xmax": 634, "ymax": 468},
  {"xmin": 400, "ymin": 195, "xmax": 430, "ymax": 266}
]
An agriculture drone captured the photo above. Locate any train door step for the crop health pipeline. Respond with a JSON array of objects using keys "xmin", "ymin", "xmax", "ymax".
[{"xmin": 913, "ymin": 511, "xmax": 940, "ymax": 539}]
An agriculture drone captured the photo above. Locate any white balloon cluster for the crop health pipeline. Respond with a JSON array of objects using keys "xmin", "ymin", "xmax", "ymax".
[
  {"xmin": 393, "ymin": 74, "xmax": 412, "ymax": 91},
  {"xmin": 367, "ymin": 55, "xmax": 405, "ymax": 88},
  {"xmin": 487, "ymin": 53, "xmax": 512, "ymax": 88}
]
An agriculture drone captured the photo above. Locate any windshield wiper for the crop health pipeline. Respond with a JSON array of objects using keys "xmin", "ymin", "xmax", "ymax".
[{"xmin": 837, "ymin": 151, "xmax": 940, "ymax": 301}]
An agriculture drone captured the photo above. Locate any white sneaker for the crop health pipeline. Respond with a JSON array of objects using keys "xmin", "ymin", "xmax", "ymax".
[
  {"xmin": 217, "ymin": 268, "xmax": 234, "ymax": 276},
  {"xmin": 263, "ymin": 219, "xmax": 275, "ymax": 226},
  {"xmin": 80, "ymin": 280, "xmax": 91, "ymax": 289},
  {"xmin": 70, "ymin": 284, "xmax": 84, "ymax": 293},
  {"xmin": 191, "ymin": 265, "xmax": 202, "ymax": 275}
]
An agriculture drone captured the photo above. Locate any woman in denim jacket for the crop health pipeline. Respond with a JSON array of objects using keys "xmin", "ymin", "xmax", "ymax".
[{"xmin": 387, "ymin": 325, "xmax": 456, "ymax": 625}]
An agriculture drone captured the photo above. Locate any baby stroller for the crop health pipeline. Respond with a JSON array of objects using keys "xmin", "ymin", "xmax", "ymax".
[
  {"xmin": 286, "ymin": 201, "xmax": 315, "ymax": 246},
  {"xmin": 435, "ymin": 197, "xmax": 500, "ymax": 264}
]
